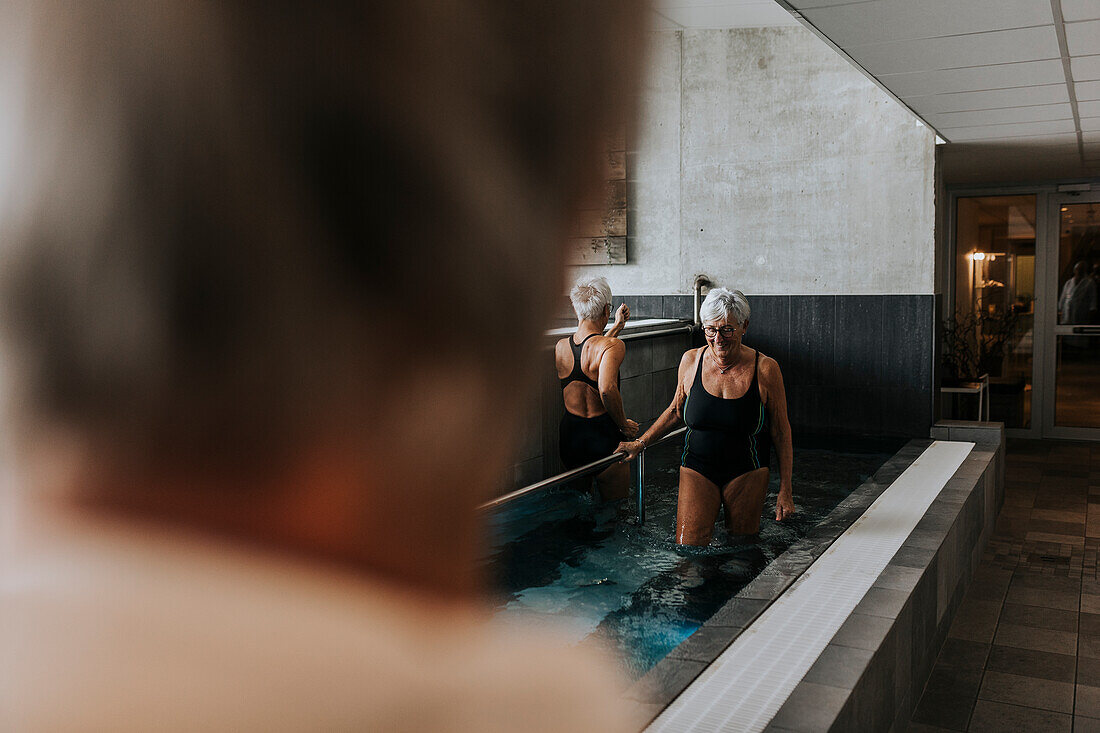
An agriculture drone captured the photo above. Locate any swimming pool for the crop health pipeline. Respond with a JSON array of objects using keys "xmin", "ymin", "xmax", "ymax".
[{"xmin": 481, "ymin": 435, "xmax": 903, "ymax": 678}]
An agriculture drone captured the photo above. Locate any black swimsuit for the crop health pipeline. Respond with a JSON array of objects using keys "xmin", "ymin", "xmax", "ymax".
[
  {"xmin": 681, "ymin": 348, "xmax": 771, "ymax": 487},
  {"xmin": 559, "ymin": 334, "xmax": 622, "ymax": 469}
]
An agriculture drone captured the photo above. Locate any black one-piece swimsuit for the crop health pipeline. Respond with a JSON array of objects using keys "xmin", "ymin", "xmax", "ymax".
[
  {"xmin": 681, "ymin": 348, "xmax": 771, "ymax": 488},
  {"xmin": 558, "ymin": 334, "xmax": 622, "ymax": 469}
]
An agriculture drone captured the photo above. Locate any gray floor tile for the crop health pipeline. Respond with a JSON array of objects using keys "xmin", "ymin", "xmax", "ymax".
[
  {"xmin": 1079, "ymin": 657, "xmax": 1100, "ymax": 687},
  {"xmin": 910, "ymin": 665, "xmax": 982, "ymax": 730},
  {"xmin": 986, "ymin": 645, "xmax": 1076, "ymax": 683},
  {"xmin": 1078, "ymin": 685, "xmax": 1100, "ymax": 719},
  {"xmin": 999, "ymin": 602, "xmax": 1079, "ymax": 632},
  {"xmin": 977, "ymin": 670, "xmax": 1074, "ymax": 713},
  {"xmin": 1082, "ymin": 614, "xmax": 1100, "ymax": 636},
  {"xmin": 948, "ymin": 599, "xmax": 1002, "ymax": 643},
  {"xmin": 967, "ymin": 700, "xmax": 1071, "ymax": 733},
  {"xmin": 936, "ymin": 638, "xmax": 991, "ymax": 671},
  {"xmin": 1011, "ymin": 572, "xmax": 1082, "ymax": 593},
  {"xmin": 1073, "ymin": 715, "xmax": 1100, "ymax": 733},
  {"xmin": 1080, "ymin": 634, "xmax": 1100, "ymax": 660},
  {"xmin": 994, "ymin": 622, "xmax": 1078, "ymax": 655},
  {"xmin": 1006, "ymin": 585, "xmax": 1080, "ymax": 611}
]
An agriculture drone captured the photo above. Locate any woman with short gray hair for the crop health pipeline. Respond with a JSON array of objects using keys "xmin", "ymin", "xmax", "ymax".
[
  {"xmin": 619, "ymin": 287, "xmax": 795, "ymax": 544},
  {"xmin": 557, "ymin": 277, "xmax": 636, "ymax": 499}
]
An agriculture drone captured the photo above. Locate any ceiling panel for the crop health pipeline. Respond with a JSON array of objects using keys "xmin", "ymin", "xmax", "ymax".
[
  {"xmin": 904, "ymin": 84, "xmax": 1069, "ymax": 113},
  {"xmin": 1072, "ymin": 54, "xmax": 1100, "ymax": 81},
  {"xmin": 790, "ymin": 0, "xmax": 878, "ymax": 8},
  {"xmin": 876, "ymin": 59, "xmax": 1067, "ymax": 96},
  {"xmin": 945, "ymin": 133, "xmax": 1081, "ymax": 147},
  {"xmin": 778, "ymin": 0, "xmax": 1099, "ymax": 180},
  {"xmin": 800, "ymin": 0, "xmax": 1054, "ymax": 47},
  {"xmin": 926, "ymin": 103, "xmax": 1073, "ymax": 129},
  {"xmin": 1061, "ymin": 0, "xmax": 1100, "ymax": 22},
  {"xmin": 661, "ymin": 3, "xmax": 799, "ymax": 26},
  {"xmin": 846, "ymin": 25, "xmax": 1060, "ymax": 75},
  {"xmin": 941, "ymin": 118, "xmax": 1076, "ymax": 140},
  {"xmin": 1065, "ymin": 19, "xmax": 1100, "ymax": 55},
  {"xmin": 1078, "ymin": 80, "xmax": 1100, "ymax": 100}
]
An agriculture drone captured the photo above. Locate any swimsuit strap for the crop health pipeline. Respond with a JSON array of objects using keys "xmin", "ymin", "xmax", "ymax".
[
  {"xmin": 751, "ymin": 349, "xmax": 759, "ymax": 386},
  {"xmin": 572, "ymin": 332, "xmax": 600, "ymax": 348},
  {"xmin": 561, "ymin": 332, "xmax": 602, "ymax": 391},
  {"xmin": 691, "ymin": 347, "xmax": 707, "ymax": 390}
]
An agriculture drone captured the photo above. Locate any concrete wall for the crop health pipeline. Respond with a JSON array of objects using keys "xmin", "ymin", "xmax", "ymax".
[{"xmin": 572, "ymin": 26, "xmax": 937, "ymax": 296}]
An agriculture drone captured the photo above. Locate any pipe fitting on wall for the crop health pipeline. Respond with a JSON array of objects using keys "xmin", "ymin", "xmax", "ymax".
[{"xmin": 693, "ymin": 274, "xmax": 713, "ymax": 326}]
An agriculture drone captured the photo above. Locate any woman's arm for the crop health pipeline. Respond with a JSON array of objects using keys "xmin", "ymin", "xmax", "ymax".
[
  {"xmin": 761, "ymin": 356, "xmax": 795, "ymax": 520},
  {"xmin": 596, "ymin": 339, "xmax": 635, "ymax": 437},
  {"xmin": 617, "ymin": 349, "xmax": 696, "ymax": 460},
  {"xmin": 605, "ymin": 303, "xmax": 630, "ymax": 338}
]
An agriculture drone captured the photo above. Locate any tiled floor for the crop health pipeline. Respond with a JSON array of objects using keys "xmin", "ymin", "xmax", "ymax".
[{"xmin": 909, "ymin": 439, "xmax": 1100, "ymax": 733}]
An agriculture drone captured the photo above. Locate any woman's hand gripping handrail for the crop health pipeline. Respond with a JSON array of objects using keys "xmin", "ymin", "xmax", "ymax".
[{"xmin": 478, "ymin": 426, "xmax": 687, "ymax": 514}]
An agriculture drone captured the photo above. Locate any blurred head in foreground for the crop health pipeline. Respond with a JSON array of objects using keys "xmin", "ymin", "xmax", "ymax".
[{"xmin": 0, "ymin": 1, "xmax": 643, "ymax": 729}]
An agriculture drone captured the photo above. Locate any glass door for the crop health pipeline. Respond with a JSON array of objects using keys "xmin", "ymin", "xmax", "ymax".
[
  {"xmin": 951, "ymin": 195, "xmax": 1038, "ymax": 431},
  {"xmin": 1043, "ymin": 195, "xmax": 1100, "ymax": 439}
]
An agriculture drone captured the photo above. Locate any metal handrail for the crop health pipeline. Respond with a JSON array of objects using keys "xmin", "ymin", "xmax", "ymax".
[
  {"xmin": 542, "ymin": 323, "xmax": 693, "ymax": 351},
  {"xmin": 478, "ymin": 452, "xmax": 626, "ymax": 512},
  {"xmin": 619, "ymin": 325, "xmax": 693, "ymax": 342},
  {"xmin": 478, "ymin": 425, "xmax": 688, "ymax": 524}
]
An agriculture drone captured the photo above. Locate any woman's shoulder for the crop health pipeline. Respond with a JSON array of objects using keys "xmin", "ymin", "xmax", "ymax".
[
  {"xmin": 678, "ymin": 346, "xmax": 705, "ymax": 368},
  {"xmin": 755, "ymin": 351, "xmax": 783, "ymax": 382}
]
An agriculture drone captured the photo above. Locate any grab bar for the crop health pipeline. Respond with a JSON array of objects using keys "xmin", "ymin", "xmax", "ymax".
[
  {"xmin": 619, "ymin": 325, "xmax": 693, "ymax": 342},
  {"xmin": 542, "ymin": 323, "xmax": 693, "ymax": 350},
  {"xmin": 478, "ymin": 452, "xmax": 626, "ymax": 512},
  {"xmin": 479, "ymin": 426, "xmax": 688, "ymax": 526}
]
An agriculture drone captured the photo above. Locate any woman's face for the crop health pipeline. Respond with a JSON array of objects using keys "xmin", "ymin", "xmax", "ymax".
[{"xmin": 703, "ymin": 316, "xmax": 744, "ymax": 356}]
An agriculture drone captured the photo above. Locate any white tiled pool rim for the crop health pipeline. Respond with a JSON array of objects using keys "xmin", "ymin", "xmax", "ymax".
[{"xmin": 648, "ymin": 440, "xmax": 975, "ymax": 733}]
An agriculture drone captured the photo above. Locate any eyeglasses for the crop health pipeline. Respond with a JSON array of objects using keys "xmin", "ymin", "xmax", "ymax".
[{"xmin": 703, "ymin": 326, "xmax": 737, "ymax": 338}]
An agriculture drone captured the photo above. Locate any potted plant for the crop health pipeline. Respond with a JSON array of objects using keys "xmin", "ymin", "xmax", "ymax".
[{"xmin": 941, "ymin": 304, "xmax": 1019, "ymax": 385}]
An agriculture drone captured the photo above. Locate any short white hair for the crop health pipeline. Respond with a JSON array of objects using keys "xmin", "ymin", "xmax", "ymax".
[
  {"xmin": 700, "ymin": 288, "xmax": 750, "ymax": 326},
  {"xmin": 570, "ymin": 277, "xmax": 613, "ymax": 321}
]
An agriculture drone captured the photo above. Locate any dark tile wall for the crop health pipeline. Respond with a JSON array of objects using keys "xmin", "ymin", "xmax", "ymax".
[
  {"xmin": 523, "ymin": 291, "xmax": 934, "ymax": 488},
  {"xmin": 613, "ymin": 293, "xmax": 935, "ymax": 438}
]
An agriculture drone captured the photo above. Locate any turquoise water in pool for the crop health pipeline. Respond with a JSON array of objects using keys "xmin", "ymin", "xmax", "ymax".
[{"xmin": 481, "ymin": 436, "xmax": 900, "ymax": 678}]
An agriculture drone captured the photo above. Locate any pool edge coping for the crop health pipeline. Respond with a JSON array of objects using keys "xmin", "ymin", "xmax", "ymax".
[{"xmin": 624, "ymin": 423, "xmax": 1004, "ymax": 731}]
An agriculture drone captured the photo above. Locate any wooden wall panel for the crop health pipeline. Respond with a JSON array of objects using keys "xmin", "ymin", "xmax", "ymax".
[{"xmin": 567, "ymin": 128, "xmax": 628, "ymax": 265}]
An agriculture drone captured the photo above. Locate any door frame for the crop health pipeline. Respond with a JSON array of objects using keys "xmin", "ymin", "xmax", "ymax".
[
  {"xmin": 945, "ymin": 185, "xmax": 1049, "ymax": 440},
  {"xmin": 1040, "ymin": 191, "xmax": 1100, "ymax": 441}
]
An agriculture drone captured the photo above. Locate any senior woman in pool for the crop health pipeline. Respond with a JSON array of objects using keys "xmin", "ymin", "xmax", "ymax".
[{"xmin": 619, "ymin": 288, "xmax": 795, "ymax": 545}]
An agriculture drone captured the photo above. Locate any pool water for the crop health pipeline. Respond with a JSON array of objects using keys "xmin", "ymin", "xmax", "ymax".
[{"xmin": 481, "ymin": 436, "xmax": 902, "ymax": 679}]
